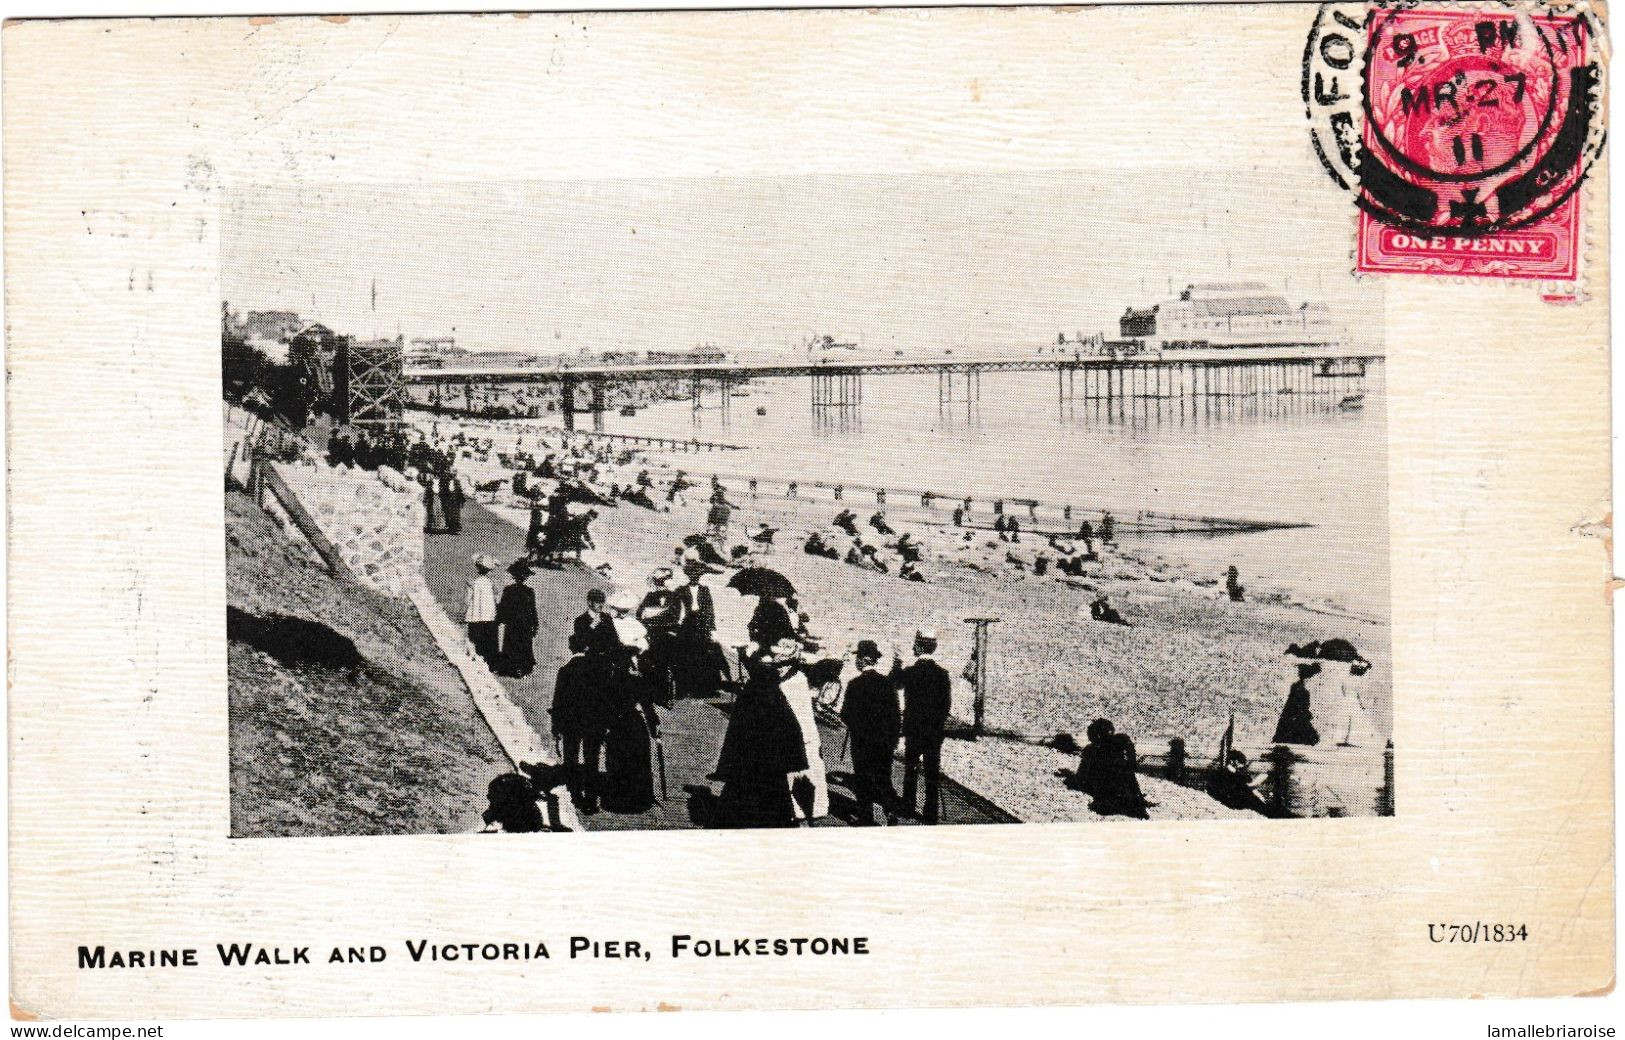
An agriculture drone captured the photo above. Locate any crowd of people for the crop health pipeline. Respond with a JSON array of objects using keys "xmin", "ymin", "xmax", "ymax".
[
  {"xmin": 794, "ymin": 500, "xmax": 1144, "ymax": 595},
  {"xmin": 459, "ymin": 525, "xmax": 966, "ymax": 827},
  {"xmin": 324, "ymin": 425, "xmax": 411, "ymax": 472},
  {"xmin": 367, "ymin": 419, "xmax": 1306, "ymax": 827}
]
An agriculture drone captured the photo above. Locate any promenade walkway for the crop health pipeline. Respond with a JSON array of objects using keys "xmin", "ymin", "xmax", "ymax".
[{"xmin": 421, "ymin": 501, "xmax": 1014, "ymax": 830}]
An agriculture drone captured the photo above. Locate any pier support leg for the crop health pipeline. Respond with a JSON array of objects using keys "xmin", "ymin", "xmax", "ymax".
[{"xmin": 590, "ymin": 381, "xmax": 606, "ymax": 433}]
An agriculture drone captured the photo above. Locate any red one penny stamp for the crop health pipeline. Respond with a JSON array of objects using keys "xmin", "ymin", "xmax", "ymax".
[{"xmin": 1305, "ymin": 2, "xmax": 1607, "ymax": 288}]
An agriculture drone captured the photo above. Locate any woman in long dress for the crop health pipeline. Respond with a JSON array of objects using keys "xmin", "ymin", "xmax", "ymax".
[
  {"xmin": 598, "ymin": 604, "xmax": 658, "ymax": 814},
  {"xmin": 524, "ymin": 493, "xmax": 545, "ymax": 560},
  {"xmin": 440, "ymin": 471, "xmax": 466, "ymax": 535},
  {"xmin": 419, "ymin": 471, "xmax": 441, "ymax": 533},
  {"xmin": 714, "ymin": 641, "xmax": 809, "ymax": 828},
  {"xmin": 747, "ymin": 596, "xmax": 798, "ymax": 649},
  {"xmin": 1273, "ymin": 662, "xmax": 1322, "ymax": 745},
  {"xmin": 777, "ymin": 648, "xmax": 830, "ymax": 824},
  {"xmin": 494, "ymin": 561, "xmax": 538, "ymax": 678}
]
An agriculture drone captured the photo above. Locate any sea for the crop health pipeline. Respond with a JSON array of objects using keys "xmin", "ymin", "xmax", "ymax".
[{"xmin": 464, "ymin": 364, "xmax": 1390, "ymax": 622}]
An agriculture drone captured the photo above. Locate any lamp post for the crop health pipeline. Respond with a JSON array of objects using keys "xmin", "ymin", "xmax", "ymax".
[{"xmin": 963, "ymin": 616, "xmax": 1001, "ymax": 737}]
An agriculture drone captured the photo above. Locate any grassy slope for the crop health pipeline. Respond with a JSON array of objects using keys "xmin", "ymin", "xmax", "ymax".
[{"xmin": 226, "ymin": 491, "xmax": 507, "ymax": 837}]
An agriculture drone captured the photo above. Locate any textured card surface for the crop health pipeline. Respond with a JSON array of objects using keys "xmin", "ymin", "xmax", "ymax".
[{"xmin": 4, "ymin": 3, "xmax": 1613, "ymax": 1018}]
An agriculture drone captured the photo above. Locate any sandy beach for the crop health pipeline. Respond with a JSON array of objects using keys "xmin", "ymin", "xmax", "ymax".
[{"xmin": 432, "ymin": 417, "xmax": 1391, "ymax": 822}]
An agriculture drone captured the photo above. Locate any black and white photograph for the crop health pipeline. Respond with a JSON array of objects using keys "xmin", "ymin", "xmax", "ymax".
[{"xmin": 222, "ymin": 170, "xmax": 1391, "ymax": 836}]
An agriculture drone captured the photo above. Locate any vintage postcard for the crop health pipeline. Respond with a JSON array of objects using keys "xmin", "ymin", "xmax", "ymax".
[{"xmin": 4, "ymin": 2, "xmax": 1613, "ymax": 1021}]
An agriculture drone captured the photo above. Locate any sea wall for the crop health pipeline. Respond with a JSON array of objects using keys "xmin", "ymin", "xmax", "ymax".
[{"xmin": 271, "ymin": 462, "xmax": 424, "ymax": 597}]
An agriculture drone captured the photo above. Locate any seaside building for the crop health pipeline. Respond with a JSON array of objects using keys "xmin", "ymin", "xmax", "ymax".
[
  {"xmin": 1117, "ymin": 282, "xmax": 1344, "ymax": 351},
  {"xmin": 647, "ymin": 345, "xmax": 729, "ymax": 364},
  {"xmin": 405, "ymin": 336, "xmax": 468, "ymax": 369},
  {"xmin": 243, "ymin": 309, "xmax": 304, "ymax": 343}
]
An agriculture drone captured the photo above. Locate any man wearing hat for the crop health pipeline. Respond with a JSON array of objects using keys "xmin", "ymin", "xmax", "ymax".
[
  {"xmin": 572, "ymin": 587, "xmax": 624, "ymax": 661},
  {"xmin": 840, "ymin": 640, "xmax": 902, "ymax": 826},
  {"xmin": 899, "ymin": 629, "xmax": 952, "ymax": 823},
  {"xmin": 550, "ymin": 631, "xmax": 603, "ymax": 813},
  {"xmin": 637, "ymin": 568, "xmax": 681, "ymax": 705}
]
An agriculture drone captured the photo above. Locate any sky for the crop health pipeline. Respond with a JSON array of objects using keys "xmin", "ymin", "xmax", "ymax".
[{"xmin": 221, "ymin": 168, "xmax": 1383, "ymax": 356}]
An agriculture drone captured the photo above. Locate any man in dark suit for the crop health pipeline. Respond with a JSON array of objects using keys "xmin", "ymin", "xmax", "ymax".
[
  {"xmin": 550, "ymin": 632, "xmax": 605, "ymax": 813},
  {"xmin": 899, "ymin": 629, "xmax": 952, "ymax": 823},
  {"xmin": 573, "ymin": 588, "xmax": 623, "ymax": 659},
  {"xmin": 840, "ymin": 640, "xmax": 901, "ymax": 826},
  {"xmin": 674, "ymin": 553, "xmax": 720, "ymax": 698}
]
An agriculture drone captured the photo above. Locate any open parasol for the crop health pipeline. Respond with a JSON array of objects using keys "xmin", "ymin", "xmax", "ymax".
[{"xmin": 726, "ymin": 566, "xmax": 797, "ymax": 600}]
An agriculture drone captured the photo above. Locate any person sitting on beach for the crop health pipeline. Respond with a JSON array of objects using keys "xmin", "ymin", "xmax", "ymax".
[
  {"xmin": 899, "ymin": 559, "xmax": 925, "ymax": 582},
  {"xmin": 749, "ymin": 522, "xmax": 777, "ymax": 551},
  {"xmin": 803, "ymin": 531, "xmax": 837, "ymax": 559},
  {"xmin": 1206, "ymin": 749, "xmax": 1272, "ymax": 816},
  {"xmin": 994, "ymin": 515, "xmax": 1010, "ymax": 542},
  {"xmin": 860, "ymin": 543, "xmax": 890, "ymax": 574},
  {"xmin": 1065, "ymin": 718, "xmax": 1150, "ymax": 819},
  {"xmin": 833, "ymin": 509, "xmax": 859, "ymax": 537},
  {"xmin": 1056, "ymin": 554, "xmax": 1089, "ymax": 577},
  {"xmin": 1032, "ymin": 554, "xmax": 1050, "ymax": 576},
  {"xmin": 622, "ymin": 485, "xmax": 658, "ymax": 511},
  {"xmin": 895, "ymin": 532, "xmax": 922, "ymax": 563},
  {"xmin": 1089, "ymin": 595, "xmax": 1129, "ymax": 626},
  {"xmin": 666, "ymin": 470, "xmax": 694, "ymax": 504},
  {"xmin": 480, "ymin": 771, "xmax": 547, "ymax": 834},
  {"xmin": 869, "ymin": 511, "xmax": 894, "ymax": 536}
]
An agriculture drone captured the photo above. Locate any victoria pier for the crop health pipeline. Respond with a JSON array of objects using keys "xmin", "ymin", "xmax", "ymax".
[{"xmin": 404, "ymin": 348, "xmax": 1383, "ymax": 430}]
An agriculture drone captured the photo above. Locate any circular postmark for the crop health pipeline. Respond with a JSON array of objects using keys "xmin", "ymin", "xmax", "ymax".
[{"xmin": 1304, "ymin": 0, "xmax": 1607, "ymax": 236}]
